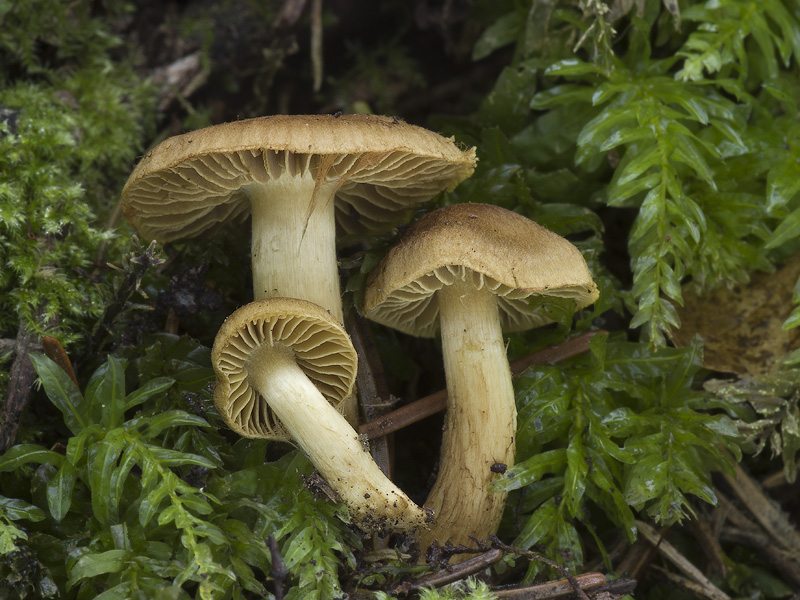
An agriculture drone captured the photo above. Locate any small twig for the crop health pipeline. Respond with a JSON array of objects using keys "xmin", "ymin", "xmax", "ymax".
[
  {"xmin": 358, "ymin": 331, "xmax": 606, "ymax": 440},
  {"xmin": 636, "ymin": 521, "xmax": 731, "ymax": 600},
  {"xmin": 346, "ymin": 311, "xmax": 394, "ymax": 553},
  {"xmin": 268, "ymin": 534, "xmax": 288, "ymax": 600},
  {"xmin": 390, "ymin": 548, "xmax": 504, "ymax": 595},
  {"xmin": 649, "ymin": 565, "xmax": 726, "ymax": 600},
  {"xmin": 346, "ymin": 312, "xmax": 393, "ymax": 477},
  {"xmin": 0, "ymin": 320, "xmax": 40, "ymax": 454},
  {"xmin": 722, "ymin": 463, "xmax": 800, "ymax": 554},
  {"xmin": 90, "ymin": 237, "xmax": 165, "ymax": 353},
  {"xmin": 488, "ymin": 536, "xmax": 591, "ymax": 600},
  {"xmin": 720, "ymin": 526, "xmax": 800, "ymax": 588},
  {"xmin": 492, "ymin": 572, "xmax": 607, "ymax": 599},
  {"xmin": 688, "ymin": 513, "xmax": 726, "ymax": 579},
  {"xmin": 310, "ymin": 0, "xmax": 323, "ymax": 91}
]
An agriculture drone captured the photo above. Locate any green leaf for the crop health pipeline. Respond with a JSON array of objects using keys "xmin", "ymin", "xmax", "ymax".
[
  {"xmin": 472, "ymin": 12, "xmax": 523, "ymax": 61},
  {"xmin": 85, "ymin": 355, "xmax": 127, "ymax": 429},
  {"xmin": 124, "ymin": 376, "xmax": 175, "ymax": 411},
  {"xmin": 766, "ymin": 204, "xmax": 800, "ymax": 249},
  {"xmin": 68, "ymin": 549, "xmax": 129, "ymax": 587},
  {"xmin": 0, "ymin": 495, "xmax": 46, "ymax": 522},
  {"xmin": 564, "ymin": 433, "xmax": 588, "ymax": 516},
  {"xmin": 47, "ymin": 459, "xmax": 75, "ymax": 521},
  {"xmin": 515, "ymin": 498, "xmax": 557, "ymax": 550},
  {"xmin": 124, "ymin": 410, "xmax": 209, "ymax": 440},
  {"xmin": 88, "ymin": 430, "xmax": 125, "ymax": 525},
  {"xmin": 29, "ymin": 353, "xmax": 88, "ymax": 434},
  {"xmin": 490, "ymin": 449, "xmax": 567, "ymax": 492},
  {"xmin": 0, "ymin": 444, "xmax": 63, "ymax": 471}
]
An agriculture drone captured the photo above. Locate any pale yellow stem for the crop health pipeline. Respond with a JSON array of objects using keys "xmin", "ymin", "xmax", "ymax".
[
  {"xmin": 246, "ymin": 343, "xmax": 430, "ymax": 532},
  {"xmin": 247, "ymin": 175, "xmax": 358, "ymax": 425},
  {"xmin": 248, "ymin": 176, "xmax": 342, "ymax": 321},
  {"xmin": 417, "ymin": 276, "xmax": 516, "ymax": 555}
]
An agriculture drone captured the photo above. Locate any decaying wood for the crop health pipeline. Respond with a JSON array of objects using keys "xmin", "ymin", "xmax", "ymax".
[{"xmin": 0, "ymin": 320, "xmax": 39, "ymax": 454}]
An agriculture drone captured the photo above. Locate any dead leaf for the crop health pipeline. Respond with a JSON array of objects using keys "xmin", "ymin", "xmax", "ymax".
[{"xmin": 669, "ymin": 254, "xmax": 800, "ymax": 376}]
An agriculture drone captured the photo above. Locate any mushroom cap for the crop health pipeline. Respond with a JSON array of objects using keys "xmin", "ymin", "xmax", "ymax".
[
  {"xmin": 212, "ymin": 297, "xmax": 357, "ymax": 439},
  {"xmin": 122, "ymin": 114, "xmax": 477, "ymax": 241},
  {"xmin": 363, "ymin": 203, "xmax": 600, "ymax": 337}
]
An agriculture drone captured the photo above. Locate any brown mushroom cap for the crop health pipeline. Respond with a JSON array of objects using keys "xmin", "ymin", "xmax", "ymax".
[
  {"xmin": 122, "ymin": 114, "xmax": 476, "ymax": 240},
  {"xmin": 364, "ymin": 202, "xmax": 600, "ymax": 336},
  {"xmin": 212, "ymin": 297, "xmax": 357, "ymax": 440}
]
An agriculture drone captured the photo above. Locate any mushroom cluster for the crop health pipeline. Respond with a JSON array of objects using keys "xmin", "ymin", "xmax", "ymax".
[
  {"xmin": 122, "ymin": 115, "xmax": 600, "ymax": 555},
  {"xmin": 122, "ymin": 114, "xmax": 474, "ymax": 533}
]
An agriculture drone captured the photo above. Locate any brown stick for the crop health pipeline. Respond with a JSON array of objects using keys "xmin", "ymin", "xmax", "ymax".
[
  {"xmin": 0, "ymin": 321, "xmax": 39, "ymax": 454},
  {"xmin": 722, "ymin": 464, "xmax": 800, "ymax": 554},
  {"xmin": 492, "ymin": 572, "xmax": 606, "ymax": 599},
  {"xmin": 390, "ymin": 548, "xmax": 505, "ymax": 595},
  {"xmin": 358, "ymin": 330, "xmax": 606, "ymax": 440}
]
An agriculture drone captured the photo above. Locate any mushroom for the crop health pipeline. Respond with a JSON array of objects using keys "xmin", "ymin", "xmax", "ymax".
[
  {"xmin": 212, "ymin": 297, "xmax": 430, "ymax": 532},
  {"xmin": 363, "ymin": 203, "xmax": 599, "ymax": 554},
  {"xmin": 121, "ymin": 114, "xmax": 476, "ymax": 322},
  {"xmin": 122, "ymin": 114, "xmax": 475, "ymax": 424}
]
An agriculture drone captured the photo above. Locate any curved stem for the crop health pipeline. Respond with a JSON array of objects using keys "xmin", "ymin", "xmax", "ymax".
[
  {"xmin": 417, "ymin": 276, "xmax": 516, "ymax": 555},
  {"xmin": 246, "ymin": 343, "xmax": 430, "ymax": 532}
]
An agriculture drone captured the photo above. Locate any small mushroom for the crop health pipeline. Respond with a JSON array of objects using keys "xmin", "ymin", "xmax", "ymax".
[
  {"xmin": 363, "ymin": 203, "xmax": 599, "ymax": 554},
  {"xmin": 212, "ymin": 297, "xmax": 429, "ymax": 532},
  {"xmin": 122, "ymin": 114, "xmax": 475, "ymax": 424}
]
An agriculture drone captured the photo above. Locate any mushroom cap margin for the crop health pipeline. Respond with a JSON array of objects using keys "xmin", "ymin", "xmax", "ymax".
[
  {"xmin": 212, "ymin": 297, "xmax": 358, "ymax": 440},
  {"xmin": 122, "ymin": 114, "xmax": 477, "ymax": 241}
]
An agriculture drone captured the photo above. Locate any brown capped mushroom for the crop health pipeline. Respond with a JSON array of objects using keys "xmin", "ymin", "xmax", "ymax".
[
  {"xmin": 363, "ymin": 203, "xmax": 599, "ymax": 555},
  {"xmin": 122, "ymin": 114, "xmax": 476, "ymax": 323},
  {"xmin": 212, "ymin": 297, "xmax": 430, "ymax": 532}
]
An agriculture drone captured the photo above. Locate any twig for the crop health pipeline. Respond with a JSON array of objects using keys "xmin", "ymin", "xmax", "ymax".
[
  {"xmin": 722, "ymin": 463, "xmax": 800, "ymax": 554},
  {"xmin": 268, "ymin": 534, "xmax": 288, "ymax": 600},
  {"xmin": 390, "ymin": 548, "xmax": 504, "ymax": 595},
  {"xmin": 346, "ymin": 312, "xmax": 393, "ymax": 477},
  {"xmin": 716, "ymin": 491, "xmax": 800, "ymax": 588},
  {"xmin": 648, "ymin": 565, "xmax": 727, "ymax": 600},
  {"xmin": 310, "ymin": 0, "xmax": 323, "ymax": 91},
  {"xmin": 358, "ymin": 331, "xmax": 606, "ymax": 440},
  {"xmin": 90, "ymin": 237, "xmax": 164, "ymax": 353},
  {"xmin": 636, "ymin": 520, "xmax": 731, "ymax": 600},
  {"xmin": 345, "ymin": 311, "xmax": 394, "ymax": 553},
  {"xmin": 492, "ymin": 572, "xmax": 607, "ymax": 599},
  {"xmin": 0, "ymin": 320, "xmax": 40, "ymax": 453},
  {"xmin": 489, "ymin": 537, "xmax": 592, "ymax": 600},
  {"xmin": 720, "ymin": 526, "xmax": 800, "ymax": 588},
  {"xmin": 688, "ymin": 513, "xmax": 726, "ymax": 579}
]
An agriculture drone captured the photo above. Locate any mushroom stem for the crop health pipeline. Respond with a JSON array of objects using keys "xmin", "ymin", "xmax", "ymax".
[
  {"xmin": 248, "ymin": 175, "xmax": 359, "ymax": 426},
  {"xmin": 246, "ymin": 342, "xmax": 430, "ymax": 532},
  {"xmin": 249, "ymin": 176, "xmax": 342, "ymax": 322},
  {"xmin": 417, "ymin": 275, "xmax": 516, "ymax": 553}
]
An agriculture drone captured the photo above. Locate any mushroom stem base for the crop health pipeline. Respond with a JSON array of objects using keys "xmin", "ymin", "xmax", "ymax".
[{"xmin": 246, "ymin": 343, "xmax": 430, "ymax": 533}]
